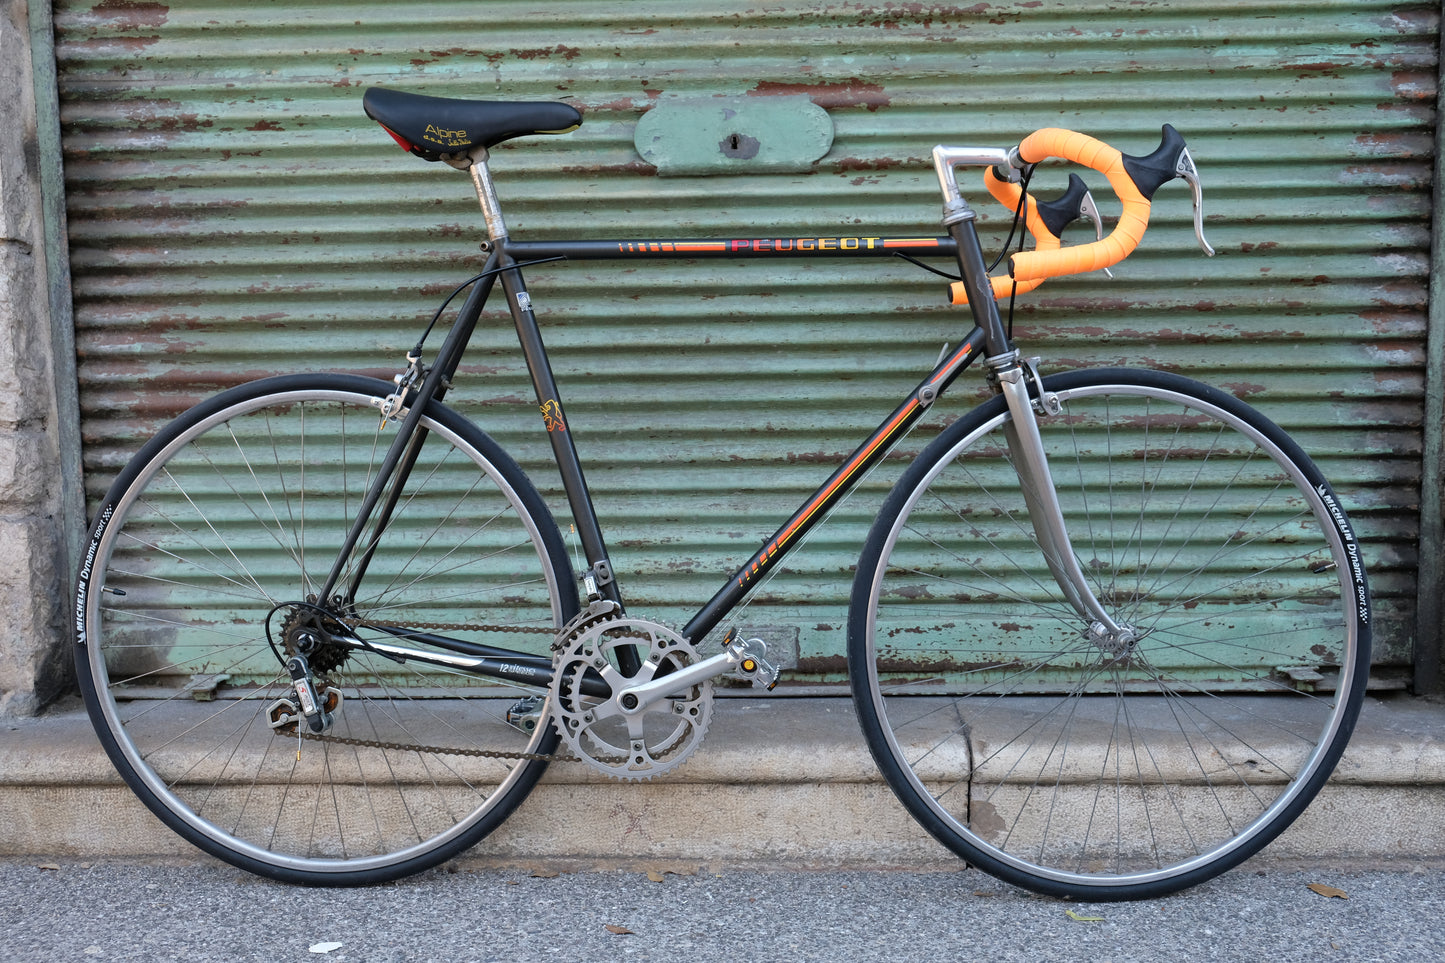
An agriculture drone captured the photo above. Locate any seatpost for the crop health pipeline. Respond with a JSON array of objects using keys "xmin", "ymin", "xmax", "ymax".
[{"xmin": 463, "ymin": 148, "xmax": 509, "ymax": 243}]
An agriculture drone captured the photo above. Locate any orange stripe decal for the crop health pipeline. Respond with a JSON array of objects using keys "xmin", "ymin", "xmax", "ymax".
[
  {"xmin": 882, "ymin": 238, "xmax": 943, "ymax": 248},
  {"xmin": 776, "ymin": 398, "xmax": 921, "ymax": 549},
  {"xmin": 927, "ymin": 343, "xmax": 973, "ymax": 386}
]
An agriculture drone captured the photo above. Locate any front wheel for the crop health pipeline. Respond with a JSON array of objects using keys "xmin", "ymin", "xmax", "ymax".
[
  {"xmin": 848, "ymin": 369, "xmax": 1371, "ymax": 900},
  {"xmin": 75, "ymin": 374, "xmax": 577, "ymax": 884}
]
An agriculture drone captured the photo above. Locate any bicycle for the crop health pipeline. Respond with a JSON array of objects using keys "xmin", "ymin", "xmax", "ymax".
[{"xmin": 72, "ymin": 87, "xmax": 1372, "ymax": 901}]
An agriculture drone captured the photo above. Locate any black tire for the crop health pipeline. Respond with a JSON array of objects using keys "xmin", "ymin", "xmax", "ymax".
[
  {"xmin": 848, "ymin": 369, "xmax": 1371, "ymax": 900},
  {"xmin": 74, "ymin": 374, "xmax": 578, "ymax": 884}
]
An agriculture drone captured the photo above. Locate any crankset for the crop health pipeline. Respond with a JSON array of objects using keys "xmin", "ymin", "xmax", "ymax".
[{"xmin": 550, "ymin": 616, "xmax": 713, "ymax": 780}]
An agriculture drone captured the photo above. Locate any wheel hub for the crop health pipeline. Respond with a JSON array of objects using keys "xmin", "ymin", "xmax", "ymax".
[
  {"xmin": 277, "ymin": 600, "xmax": 352, "ymax": 675},
  {"xmin": 1087, "ymin": 619, "xmax": 1140, "ymax": 659}
]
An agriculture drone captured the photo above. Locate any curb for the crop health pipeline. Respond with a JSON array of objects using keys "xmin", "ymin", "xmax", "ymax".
[{"xmin": 3, "ymin": 695, "xmax": 1442, "ymax": 868}]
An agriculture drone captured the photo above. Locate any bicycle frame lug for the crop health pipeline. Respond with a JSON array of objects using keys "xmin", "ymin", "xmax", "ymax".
[{"xmin": 985, "ymin": 349, "xmax": 1023, "ymax": 374}]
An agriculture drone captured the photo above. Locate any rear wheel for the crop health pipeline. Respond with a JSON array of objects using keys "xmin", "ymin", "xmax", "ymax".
[
  {"xmin": 848, "ymin": 369, "xmax": 1371, "ymax": 899},
  {"xmin": 75, "ymin": 374, "xmax": 577, "ymax": 884}
]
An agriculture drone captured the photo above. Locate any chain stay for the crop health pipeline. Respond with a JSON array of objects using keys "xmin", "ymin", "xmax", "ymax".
[
  {"xmin": 286, "ymin": 600, "xmax": 625, "ymax": 762},
  {"xmin": 283, "ymin": 724, "xmax": 570, "ymax": 762}
]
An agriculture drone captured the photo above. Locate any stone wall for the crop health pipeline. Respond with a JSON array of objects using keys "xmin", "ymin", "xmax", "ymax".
[{"xmin": 0, "ymin": 0, "xmax": 80, "ymax": 716}]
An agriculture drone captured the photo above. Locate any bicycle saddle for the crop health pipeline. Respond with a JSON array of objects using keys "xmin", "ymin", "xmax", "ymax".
[{"xmin": 363, "ymin": 87, "xmax": 582, "ymax": 162}]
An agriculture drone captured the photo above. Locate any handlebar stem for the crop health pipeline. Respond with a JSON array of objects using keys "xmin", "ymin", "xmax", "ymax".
[{"xmin": 931, "ymin": 145, "xmax": 1015, "ymax": 210}]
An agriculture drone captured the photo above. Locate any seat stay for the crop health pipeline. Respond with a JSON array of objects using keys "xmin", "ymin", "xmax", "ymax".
[{"xmin": 316, "ymin": 255, "xmax": 502, "ymax": 606}]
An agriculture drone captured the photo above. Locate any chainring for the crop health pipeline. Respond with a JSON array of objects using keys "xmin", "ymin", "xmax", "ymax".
[{"xmin": 549, "ymin": 616, "xmax": 712, "ymax": 781}]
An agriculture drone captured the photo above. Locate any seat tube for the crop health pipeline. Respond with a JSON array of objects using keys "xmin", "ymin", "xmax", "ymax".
[
  {"xmin": 464, "ymin": 148, "xmax": 619, "ymax": 601},
  {"xmin": 495, "ymin": 252, "xmax": 620, "ymax": 604}
]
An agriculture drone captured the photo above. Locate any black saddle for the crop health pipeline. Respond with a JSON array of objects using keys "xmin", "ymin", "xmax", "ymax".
[{"xmin": 363, "ymin": 87, "xmax": 582, "ymax": 162}]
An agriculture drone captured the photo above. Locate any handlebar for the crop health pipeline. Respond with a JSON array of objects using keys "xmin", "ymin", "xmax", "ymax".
[
  {"xmin": 938, "ymin": 124, "xmax": 1215, "ymax": 306},
  {"xmin": 949, "ymin": 170, "xmax": 1101, "ymax": 306}
]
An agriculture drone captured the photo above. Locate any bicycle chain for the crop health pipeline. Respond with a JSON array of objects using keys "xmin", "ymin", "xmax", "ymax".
[
  {"xmin": 279, "ymin": 601, "xmax": 625, "ymax": 763},
  {"xmin": 289, "ymin": 725, "xmax": 568, "ymax": 762}
]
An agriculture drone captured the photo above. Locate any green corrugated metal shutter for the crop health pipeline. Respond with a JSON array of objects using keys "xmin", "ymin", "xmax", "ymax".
[{"xmin": 56, "ymin": 0, "xmax": 1437, "ymax": 683}]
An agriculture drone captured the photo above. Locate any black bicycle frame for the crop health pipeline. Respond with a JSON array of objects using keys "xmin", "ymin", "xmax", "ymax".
[{"xmin": 327, "ymin": 219, "xmax": 1010, "ymax": 677}]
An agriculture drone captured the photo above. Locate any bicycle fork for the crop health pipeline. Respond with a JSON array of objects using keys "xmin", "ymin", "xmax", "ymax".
[
  {"xmin": 934, "ymin": 145, "xmax": 1135, "ymax": 656},
  {"xmin": 991, "ymin": 356, "xmax": 1137, "ymax": 655}
]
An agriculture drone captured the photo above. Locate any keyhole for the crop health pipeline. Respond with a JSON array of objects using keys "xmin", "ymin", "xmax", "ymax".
[{"xmin": 718, "ymin": 131, "xmax": 760, "ymax": 159}]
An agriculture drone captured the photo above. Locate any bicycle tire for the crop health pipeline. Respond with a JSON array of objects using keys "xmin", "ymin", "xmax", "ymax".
[
  {"xmin": 848, "ymin": 368, "xmax": 1371, "ymax": 900},
  {"xmin": 74, "ymin": 373, "xmax": 578, "ymax": 884}
]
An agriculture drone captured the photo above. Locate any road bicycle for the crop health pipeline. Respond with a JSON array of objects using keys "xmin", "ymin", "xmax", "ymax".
[{"xmin": 73, "ymin": 87, "xmax": 1372, "ymax": 901}]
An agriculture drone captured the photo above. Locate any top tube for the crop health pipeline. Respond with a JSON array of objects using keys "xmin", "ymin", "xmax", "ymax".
[{"xmin": 502, "ymin": 235, "xmax": 958, "ymax": 260}]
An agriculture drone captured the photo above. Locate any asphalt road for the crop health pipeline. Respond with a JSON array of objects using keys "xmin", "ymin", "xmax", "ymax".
[{"xmin": 2, "ymin": 858, "xmax": 1441, "ymax": 962}]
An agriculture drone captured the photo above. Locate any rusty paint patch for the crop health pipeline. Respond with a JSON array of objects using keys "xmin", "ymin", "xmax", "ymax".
[
  {"xmin": 1219, "ymin": 381, "xmax": 1268, "ymax": 398},
  {"xmin": 749, "ymin": 79, "xmax": 889, "ymax": 112},
  {"xmin": 123, "ymin": 101, "xmax": 212, "ymax": 133},
  {"xmin": 849, "ymin": 2, "xmax": 993, "ymax": 29},
  {"xmin": 90, "ymin": 0, "xmax": 169, "ymax": 28},
  {"xmin": 793, "ymin": 653, "xmax": 846, "ymax": 675},
  {"xmin": 409, "ymin": 47, "xmax": 490, "ymax": 68},
  {"xmin": 833, "ymin": 156, "xmax": 906, "ymax": 174},
  {"xmin": 1360, "ymin": 310, "xmax": 1426, "ymax": 336},
  {"xmin": 246, "ymin": 119, "xmax": 285, "ymax": 132},
  {"xmin": 66, "ymin": 34, "xmax": 161, "ymax": 53},
  {"xmin": 560, "ymin": 160, "xmax": 657, "ymax": 177},
  {"xmin": 510, "ymin": 44, "xmax": 582, "ymax": 62},
  {"xmin": 1355, "ymin": 132, "xmax": 1428, "ymax": 158},
  {"xmin": 1388, "ymin": 70, "xmax": 1435, "ymax": 101},
  {"xmin": 1287, "ymin": 61, "xmax": 1347, "ymax": 79}
]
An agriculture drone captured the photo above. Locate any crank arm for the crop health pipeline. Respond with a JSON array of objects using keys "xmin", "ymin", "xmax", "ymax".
[{"xmin": 614, "ymin": 636, "xmax": 778, "ymax": 714}]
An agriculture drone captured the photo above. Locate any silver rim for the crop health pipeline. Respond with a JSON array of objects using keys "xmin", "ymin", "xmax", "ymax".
[
  {"xmin": 83, "ymin": 386, "xmax": 565, "ymax": 875},
  {"xmin": 861, "ymin": 380, "xmax": 1363, "ymax": 889}
]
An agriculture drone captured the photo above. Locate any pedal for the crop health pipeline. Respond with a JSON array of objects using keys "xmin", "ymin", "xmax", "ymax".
[
  {"xmin": 505, "ymin": 694, "xmax": 546, "ymax": 734},
  {"xmin": 727, "ymin": 635, "xmax": 780, "ymax": 691}
]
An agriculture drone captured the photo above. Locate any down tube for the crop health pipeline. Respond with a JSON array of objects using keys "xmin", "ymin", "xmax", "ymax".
[{"xmin": 681, "ymin": 325, "xmax": 989, "ymax": 645}]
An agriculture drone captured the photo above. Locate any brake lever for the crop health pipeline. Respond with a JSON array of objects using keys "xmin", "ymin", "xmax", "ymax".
[
  {"xmin": 1034, "ymin": 172, "xmax": 1113, "ymax": 278},
  {"xmin": 1076, "ymin": 185, "xmax": 1113, "ymax": 278},
  {"xmin": 1173, "ymin": 146, "xmax": 1215, "ymax": 256},
  {"xmin": 1120, "ymin": 124, "xmax": 1215, "ymax": 257}
]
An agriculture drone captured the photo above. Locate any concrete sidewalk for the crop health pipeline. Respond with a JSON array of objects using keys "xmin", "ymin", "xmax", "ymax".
[{"xmin": 3, "ymin": 693, "xmax": 1444, "ymax": 868}]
